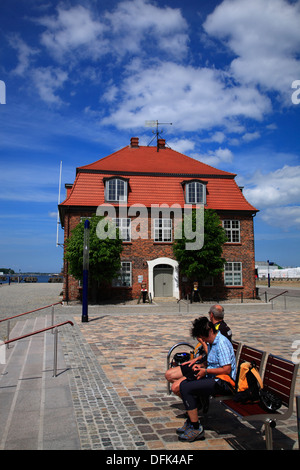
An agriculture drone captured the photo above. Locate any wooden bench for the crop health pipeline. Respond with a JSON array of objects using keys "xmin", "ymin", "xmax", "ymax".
[
  {"xmin": 221, "ymin": 353, "xmax": 299, "ymax": 450},
  {"xmin": 166, "ymin": 340, "xmax": 299, "ymax": 449}
]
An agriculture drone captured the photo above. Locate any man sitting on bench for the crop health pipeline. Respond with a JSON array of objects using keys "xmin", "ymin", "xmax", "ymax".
[
  {"xmin": 209, "ymin": 304, "xmax": 232, "ymax": 343},
  {"xmin": 165, "ymin": 305, "xmax": 232, "ymax": 397}
]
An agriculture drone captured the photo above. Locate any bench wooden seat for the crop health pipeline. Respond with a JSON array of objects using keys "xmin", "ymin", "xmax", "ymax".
[{"xmin": 222, "ymin": 354, "xmax": 299, "ymax": 449}]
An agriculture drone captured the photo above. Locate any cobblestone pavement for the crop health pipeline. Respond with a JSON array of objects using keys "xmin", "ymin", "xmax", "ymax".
[
  {"xmin": 1, "ymin": 283, "xmax": 300, "ymax": 451},
  {"xmin": 58, "ymin": 301, "xmax": 300, "ymax": 451}
]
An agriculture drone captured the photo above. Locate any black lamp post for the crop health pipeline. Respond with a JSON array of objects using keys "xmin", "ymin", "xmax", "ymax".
[
  {"xmin": 82, "ymin": 219, "xmax": 90, "ymax": 322},
  {"xmin": 267, "ymin": 260, "xmax": 274, "ymax": 288}
]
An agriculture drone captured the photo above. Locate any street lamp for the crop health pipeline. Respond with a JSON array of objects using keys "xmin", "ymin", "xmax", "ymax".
[
  {"xmin": 267, "ymin": 260, "xmax": 274, "ymax": 288},
  {"xmin": 82, "ymin": 219, "xmax": 90, "ymax": 322}
]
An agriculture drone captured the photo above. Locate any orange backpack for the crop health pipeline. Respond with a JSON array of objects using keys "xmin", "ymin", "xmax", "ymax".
[{"xmin": 234, "ymin": 361, "xmax": 263, "ymax": 403}]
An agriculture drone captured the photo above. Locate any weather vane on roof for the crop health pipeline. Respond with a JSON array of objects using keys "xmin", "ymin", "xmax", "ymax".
[{"xmin": 145, "ymin": 120, "xmax": 172, "ymax": 151}]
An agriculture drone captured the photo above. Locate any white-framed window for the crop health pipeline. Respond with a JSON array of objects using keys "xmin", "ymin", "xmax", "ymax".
[
  {"xmin": 112, "ymin": 261, "xmax": 132, "ymax": 287},
  {"xmin": 106, "ymin": 178, "xmax": 127, "ymax": 202},
  {"xmin": 224, "ymin": 262, "xmax": 242, "ymax": 286},
  {"xmin": 186, "ymin": 181, "xmax": 206, "ymax": 204},
  {"xmin": 154, "ymin": 218, "xmax": 172, "ymax": 242},
  {"xmin": 223, "ymin": 220, "xmax": 240, "ymax": 243},
  {"xmin": 113, "ymin": 218, "xmax": 131, "ymax": 242}
]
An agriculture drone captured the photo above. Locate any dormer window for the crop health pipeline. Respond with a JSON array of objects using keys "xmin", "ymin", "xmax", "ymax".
[
  {"xmin": 184, "ymin": 180, "xmax": 206, "ymax": 204},
  {"xmin": 105, "ymin": 178, "xmax": 128, "ymax": 202}
]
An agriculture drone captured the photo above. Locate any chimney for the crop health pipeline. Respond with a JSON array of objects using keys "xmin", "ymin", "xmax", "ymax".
[
  {"xmin": 157, "ymin": 138, "xmax": 166, "ymax": 149},
  {"xmin": 130, "ymin": 137, "xmax": 139, "ymax": 148}
]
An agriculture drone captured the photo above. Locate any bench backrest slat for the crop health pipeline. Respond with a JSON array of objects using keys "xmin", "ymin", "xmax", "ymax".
[
  {"xmin": 238, "ymin": 345, "xmax": 266, "ymax": 375},
  {"xmin": 263, "ymin": 354, "xmax": 297, "ymax": 407},
  {"xmin": 231, "ymin": 340, "xmax": 239, "ymax": 355}
]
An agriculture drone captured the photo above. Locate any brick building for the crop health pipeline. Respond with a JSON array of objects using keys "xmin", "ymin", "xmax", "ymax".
[{"xmin": 59, "ymin": 137, "xmax": 258, "ymax": 302}]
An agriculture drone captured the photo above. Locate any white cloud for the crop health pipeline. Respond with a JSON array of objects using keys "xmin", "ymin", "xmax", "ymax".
[
  {"xmin": 208, "ymin": 132, "xmax": 226, "ymax": 144},
  {"xmin": 32, "ymin": 66, "xmax": 68, "ymax": 105},
  {"xmin": 38, "ymin": 5, "xmax": 108, "ymax": 62},
  {"xmin": 37, "ymin": 0, "xmax": 188, "ymax": 62},
  {"xmin": 105, "ymin": 0, "xmax": 188, "ymax": 58},
  {"xmin": 168, "ymin": 138, "xmax": 195, "ymax": 154},
  {"xmin": 244, "ymin": 165, "xmax": 300, "ymax": 208},
  {"xmin": 242, "ymin": 131, "xmax": 260, "ymax": 142},
  {"xmin": 194, "ymin": 147, "xmax": 234, "ymax": 167},
  {"xmin": 8, "ymin": 34, "xmax": 39, "ymax": 75},
  {"xmin": 242, "ymin": 163, "xmax": 300, "ymax": 231},
  {"xmin": 101, "ymin": 62, "xmax": 271, "ymax": 131},
  {"xmin": 204, "ymin": 0, "xmax": 300, "ymax": 100},
  {"xmin": 260, "ymin": 206, "xmax": 300, "ymax": 229},
  {"xmin": 48, "ymin": 211, "xmax": 59, "ymax": 218}
]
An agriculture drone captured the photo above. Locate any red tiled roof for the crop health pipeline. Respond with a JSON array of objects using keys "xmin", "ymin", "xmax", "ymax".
[
  {"xmin": 60, "ymin": 144, "xmax": 258, "ymax": 213},
  {"xmin": 77, "ymin": 145, "xmax": 235, "ymax": 177}
]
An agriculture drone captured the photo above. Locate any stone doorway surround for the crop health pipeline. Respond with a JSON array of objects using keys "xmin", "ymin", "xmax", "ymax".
[{"xmin": 147, "ymin": 257, "xmax": 179, "ymax": 300}]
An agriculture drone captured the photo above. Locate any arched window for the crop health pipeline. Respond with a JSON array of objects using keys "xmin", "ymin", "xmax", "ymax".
[
  {"xmin": 185, "ymin": 181, "xmax": 206, "ymax": 204},
  {"xmin": 105, "ymin": 178, "xmax": 127, "ymax": 202}
]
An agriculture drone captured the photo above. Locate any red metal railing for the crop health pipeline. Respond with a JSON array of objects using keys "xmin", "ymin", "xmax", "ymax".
[
  {"xmin": 268, "ymin": 290, "xmax": 288, "ymax": 301},
  {"xmin": 0, "ymin": 301, "xmax": 63, "ymax": 324},
  {"xmin": 4, "ymin": 321, "xmax": 73, "ymax": 345},
  {"xmin": 3, "ymin": 320, "xmax": 74, "ymax": 377},
  {"xmin": 0, "ymin": 301, "xmax": 63, "ymax": 347}
]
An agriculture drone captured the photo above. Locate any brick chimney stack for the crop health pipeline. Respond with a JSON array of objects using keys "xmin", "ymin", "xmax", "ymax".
[
  {"xmin": 130, "ymin": 137, "xmax": 139, "ymax": 148},
  {"xmin": 157, "ymin": 138, "xmax": 166, "ymax": 149}
]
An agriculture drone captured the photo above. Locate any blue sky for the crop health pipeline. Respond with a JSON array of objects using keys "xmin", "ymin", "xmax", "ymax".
[{"xmin": 0, "ymin": 0, "xmax": 300, "ymax": 273}]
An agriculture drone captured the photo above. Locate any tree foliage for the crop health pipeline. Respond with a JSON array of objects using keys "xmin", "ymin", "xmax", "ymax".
[
  {"xmin": 173, "ymin": 209, "xmax": 227, "ymax": 282},
  {"xmin": 64, "ymin": 215, "xmax": 123, "ymax": 283},
  {"xmin": 0, "ymin": 268, "xmax": 15, "ymax": 274}
]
